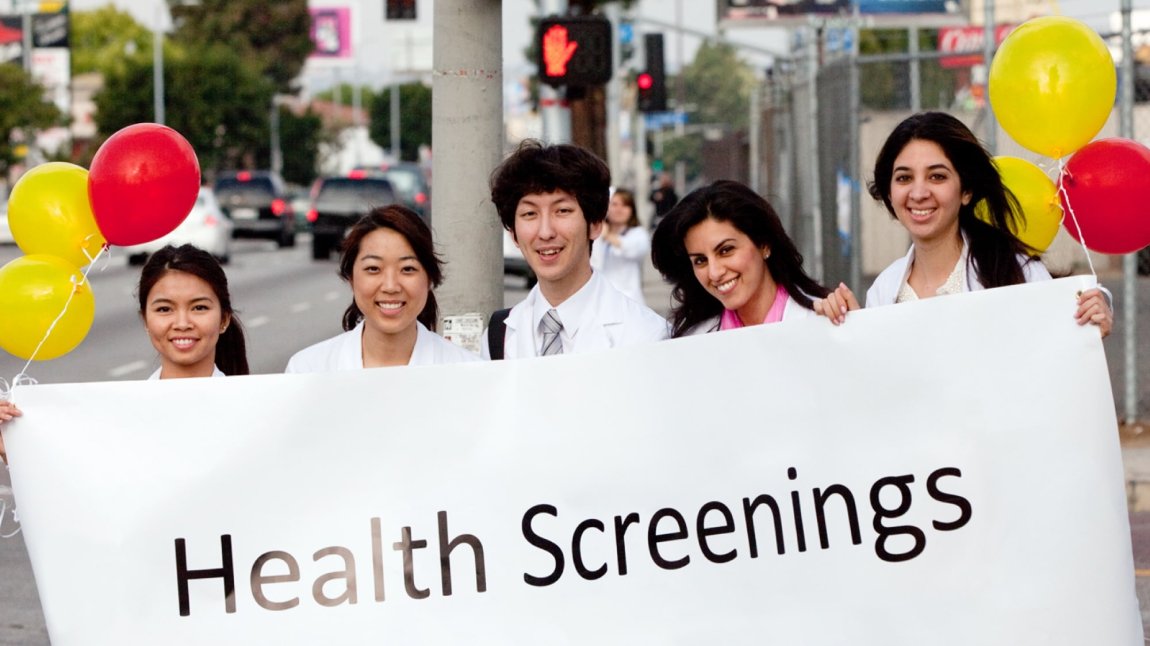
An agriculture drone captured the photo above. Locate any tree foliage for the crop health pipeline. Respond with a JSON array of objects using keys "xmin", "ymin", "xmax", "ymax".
[
  {"xmin": 170, "ymin": 0, "xmax": 312, "ymax": 93},
  {"xmin": 95, "ymin": 43, "xmax": 275, "ymax": 172},
  {"xmin": 660, "ymin": 40, "xmax": 755, "ymax": 181},
  {"xmin": 278, "ymin": 107, "xmax": 323, "ymax": 185},
  {"xmin": 859, "ymin": 29, "xmax": 959, "ymax": 110},
  {"xmin": 71, "ymin": 6, "xmax": 154, "ymax": 77},
  {"xmin": 0, "ymin": 65, "xmax": 62, "ymax": 177},
  {"xmin": 369, "ymin": 83, "xmax": 432, "ymax": 162}
]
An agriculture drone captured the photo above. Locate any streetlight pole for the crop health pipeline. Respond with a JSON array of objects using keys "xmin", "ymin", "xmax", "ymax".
[{"xmin": 153, "ymin": 1, "xmax": 165, "ymax": 125}]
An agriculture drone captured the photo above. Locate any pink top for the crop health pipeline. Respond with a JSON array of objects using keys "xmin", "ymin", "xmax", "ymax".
[{"xmin": 719, "ymin": 285, "xmax": 790, "ymax": 330}]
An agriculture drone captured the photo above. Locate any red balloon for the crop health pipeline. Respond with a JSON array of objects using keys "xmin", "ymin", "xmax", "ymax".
[
  {"xmin": 88, "ymin": 123, "xmax": 201, "ymax": 246},
  {"xmin": 1059, "ymin": 138, "xmax": 1150, "ymax": 255}
]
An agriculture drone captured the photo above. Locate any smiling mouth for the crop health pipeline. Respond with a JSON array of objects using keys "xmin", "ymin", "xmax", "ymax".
[
  {"xmin": 170, "ymin": 338, "xmax": 198, "ymax": 350},
  {"xmin": 909, "ymin": 208, "xmax": 934, "ymax": 217},
  {"xmin": 537, "ymin": 248, "xmax": 562, "ymax": 259},
  {"xmin": 377, "ymin": 301, "xmax": 404, "ymax": 311},
  {"xmin": 715, "ymin": 278, "xmax": 737, "ymax": 295}
]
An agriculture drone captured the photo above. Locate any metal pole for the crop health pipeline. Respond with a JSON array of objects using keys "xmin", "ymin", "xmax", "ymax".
[
  {"xmin": 1121, "ymin": 0, "xmax": 1138, "ymax": 423},
  {"xmin": 270, "ymin": 99, "xmax": 282, "ymax": 175},
  {"xmin": 908, "ymin": 24, "xmax": 920, "ymax": 112},
  {"xmin": 848, "ymin": 12, "xmax": 862, "ymax": 293},
  {"xmin": 432, "ymin": 0, "xmax": 503, "ymax": 324},
  {"xmin": 808, "ymin": 24, "xmax": 824, "ymax": 282},
  {"xmin": 982, "ymin": 0, "xmax": 996, "ymax": 152},
  {"xmin": 390, "ymin": 82, "xmax": 402, "ymax": 160},
  {"xmin": 21, "ymin": 11, "xmax": 31, "ymax": 74},
  {"xmin": 153, "ymin": 2, "xmax": 164, "ymax": 125},
  {"xmin": 605, "ymin": 3, "xmax": 622, "ymax": 181},
  {"xmin": 748, "ymin": 79, "xmax": 761, "ymax": 192}
]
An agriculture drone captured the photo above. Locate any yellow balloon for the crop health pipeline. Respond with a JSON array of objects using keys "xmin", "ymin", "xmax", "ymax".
[
  {"xmin": 8, "ymin": 162, "xmax": 106, "ymax": 268},
  {"xmin": 976, "ymin": 156, "xmax": 1062, "ymax": 253},
  {"xmin": 0, "ymin": 255, "xmax": 96, "ymax": 361},
  {"xmin": 989, "ymin": 17, "xmax": 1116, "ymax": 159}
]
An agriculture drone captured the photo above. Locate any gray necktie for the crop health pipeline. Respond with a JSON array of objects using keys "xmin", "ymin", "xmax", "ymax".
[{"xmin": 540, "ymin": 309, "xmax": 564, "ymax": 356}]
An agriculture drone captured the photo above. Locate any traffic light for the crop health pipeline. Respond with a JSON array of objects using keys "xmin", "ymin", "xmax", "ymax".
[
  {"xmin": 538, "ymin": 15, "xmax": 613, "ymax": 87},
  {"xmin": 637, "ymin": 33, "xmax": 667, "ymax": 113},
  {"xmin": 385, "ymin": 0, "xmax": 416, "ymax": 20}
]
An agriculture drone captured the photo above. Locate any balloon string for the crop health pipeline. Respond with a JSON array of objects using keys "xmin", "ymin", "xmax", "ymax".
[
  {"xmin": 12, "ymin": 244, "xmax": 109, "ymax": 388},
  {"xmin": 1055, "ymin": 159, "xmax": 1099, "ymax": 280}
]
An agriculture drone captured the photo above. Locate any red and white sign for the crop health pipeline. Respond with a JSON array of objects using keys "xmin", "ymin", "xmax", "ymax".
[{"xmin": 938, "ymin": 24, "xmax": 1016, "ymax": 68}]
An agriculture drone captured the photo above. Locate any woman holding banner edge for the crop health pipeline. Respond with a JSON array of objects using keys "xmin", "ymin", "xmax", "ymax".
[
  {"xmin": 0, "ymin": 243, "xmax": 249, "ymax": 463},
  {"xmin": 814, "ymin": 111, "xmax": 1112, "ymax": 337}
]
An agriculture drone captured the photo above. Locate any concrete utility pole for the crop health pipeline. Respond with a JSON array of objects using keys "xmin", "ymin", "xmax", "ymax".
[
  {"xmin": 432, "ymin": 0, "xmax": 504, "ymax": 326},
  {"xmin": 1121, "ymin": 0, "xmax": 1138, "ymax": 423}
]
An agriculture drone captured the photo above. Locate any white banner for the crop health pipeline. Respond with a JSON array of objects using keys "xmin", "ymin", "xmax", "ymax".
[{"xmin": 3, "ymin": 277, "xmax": 1141, "ymax": 645}]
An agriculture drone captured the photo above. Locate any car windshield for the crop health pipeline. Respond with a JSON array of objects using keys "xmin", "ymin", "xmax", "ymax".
[
  {"xmin": 315, "ymin": 179, "xmax": 394, "ymax": 210},
  {"xmin": 215, "ymin": 179, "xmax": 275, "ymax": 201}
]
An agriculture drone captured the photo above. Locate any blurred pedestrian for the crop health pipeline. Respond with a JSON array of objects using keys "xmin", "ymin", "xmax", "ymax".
[
  {"xmin": 814, "ymin": 111, "xmax": 1112, "ymax": 337},
  {"xmin": 649, "ymin": 171, "xmax": 678, "ymax": 230},
  {"xmin": 652, "ymin": 180, "xmax": 829, "ymax": 338},
  {"xmin": 286, "ymin": 205, "xmax": 481, "ymax": 371},
  {"xmin": 591, "ymin": 188, "xmax": 649, "ymax": 304},
  {"xmin": 485, "ymin": 140, "xmax": 668, "ymax": 359}
]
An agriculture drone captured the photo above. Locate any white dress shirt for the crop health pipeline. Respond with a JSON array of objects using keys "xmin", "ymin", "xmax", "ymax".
[{"xmin": 590, "ymin": 226, "xmax": 650, "ymax": 304}]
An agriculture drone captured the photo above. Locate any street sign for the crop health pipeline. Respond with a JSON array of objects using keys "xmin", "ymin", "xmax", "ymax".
[{"xmin": 643, "ymin": 111, "xmax": 687, "ymax": 130}]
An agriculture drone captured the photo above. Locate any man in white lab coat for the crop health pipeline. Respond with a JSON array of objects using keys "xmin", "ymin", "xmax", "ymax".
[{"xmin": 484, "ymin": 140, "xmax": 669, "ymax": 360}]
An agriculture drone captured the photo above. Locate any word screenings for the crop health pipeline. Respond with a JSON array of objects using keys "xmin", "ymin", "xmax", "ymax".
[{"xmin": 174, "ymin": 465, "xmax": 971, "ymax": 616}]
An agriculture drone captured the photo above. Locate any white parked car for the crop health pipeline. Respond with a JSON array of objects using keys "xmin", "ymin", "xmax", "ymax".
[
  {"xmin": 0, "ymin": 203, "xmax": 12, "ymax": 245},
  {"xmin": 123, "ymin": 187, "xmax": 233, "ymax": 265}
]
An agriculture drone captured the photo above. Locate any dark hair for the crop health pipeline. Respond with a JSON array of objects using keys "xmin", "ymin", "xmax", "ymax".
[
  {"xmin": 489, "ymin": 139, "xmax": 611, "ymax": 231},
  {"xmin": 137, "ymin": 244, "xmax": 249, "ymax": 376},
  {"xmin": 339, "ymin": 205, "xmax": 443, "ymax": 332},
  {"xmin": 651, "ymin": 180, "xmax": 829, "ymax": 338},
  {"xmin": 868, "ymin": 111, "xmax": 1034, "ymax": 288},
  {"xmin": 611, "ymin": 188, "xmax": 641, "ymax": 229}
]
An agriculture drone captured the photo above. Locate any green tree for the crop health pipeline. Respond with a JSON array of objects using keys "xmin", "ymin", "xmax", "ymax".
[
  {"xmin": 71, "ymin": 7, "xmax": 153, "ymax": 77},
  {"xmin": 659, "ymin": 40, "xmax": 755, "ymax": 181},
  {"xmin": 859, "ymin": 28, "xmax": 959, "ymax": 110},
  {"xmin": 275, "ymin": 107, "xmax": 323, "ymax": 186},
  {"xmin": 170, "ymin": 0, "xmax": 312, "ymax": 93},
  {"xmin": 369, "ymin": 83, "xmax": 432, "ymax": 162},
  {"xmin": 0, "ymin": 65, "xmax": 62, "ymax": 177},
  {"xmin": 95, "ymin": 43, "xmax": 275, "ymax": 172}
]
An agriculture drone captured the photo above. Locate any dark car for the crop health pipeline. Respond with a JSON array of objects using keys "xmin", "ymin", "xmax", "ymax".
[
  {"xmin": 308, "ymin": 172, "xmax": 398, "ymax": 260},
  {"xmin": 353, "ymin": 162, "xmax": 431, "ymax": 221},
  {"xmin": 213, "ymin": 171, "xmax": 296, "ymax": 248}
]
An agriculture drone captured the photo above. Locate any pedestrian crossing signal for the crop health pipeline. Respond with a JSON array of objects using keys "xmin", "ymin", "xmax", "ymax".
[{"xmin": 538, "ymin": 15, "xmax": 613, "ymax": 87}]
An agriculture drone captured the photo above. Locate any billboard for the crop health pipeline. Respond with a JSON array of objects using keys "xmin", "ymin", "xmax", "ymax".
[
  {"xmin": 718, "ymin": 0, "xmax": 960, "ymax": 24},
  {"xmin": 309, "ymin": 6, "xmax": 352, "ymax": 60}
]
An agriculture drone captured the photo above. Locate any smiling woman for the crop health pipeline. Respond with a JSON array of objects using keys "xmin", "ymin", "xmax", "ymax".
[
  {"xmin": 138, "ymin": 244, "xmax": 250, "ymax": 379},
  {"xmin": 285, "ymin": 206, "xmax": 481, "ymax": 372}
]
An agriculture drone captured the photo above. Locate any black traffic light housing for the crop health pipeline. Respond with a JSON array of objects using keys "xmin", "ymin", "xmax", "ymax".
[
  {"xmin": 538, "ymin": 15, "xmax": 613, "ymax": 87},
  {"xmin": 385, "ymin": 0, "xmax": 416, "ymax": 20},
  {"xmin": 637, "ymin": 33, "xmax": 667, "ymax": 112}
]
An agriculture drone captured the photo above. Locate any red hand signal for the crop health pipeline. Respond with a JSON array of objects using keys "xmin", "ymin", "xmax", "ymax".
[{"xmin": 542, "ymin": 24, "xmax": 579, "ymax": 77}]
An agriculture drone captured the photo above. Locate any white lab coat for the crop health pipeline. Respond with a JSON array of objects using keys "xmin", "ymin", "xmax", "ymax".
[
  {"xmin": 865, "ymin": 244, "xmax": 1050, "ymax": 307},
  {"xmin": 484, "ymin": 272, "xmax": 669, "ymax": 359},
  {"xmin": 147, "ymin": 366, "xmax": 226, "ymax": 380},
  {"xmin": 590, "ymin": 227, "xmax": 650, "ymax": 304},
  {"xmin": 286, "ymin": 321, "xmax": 482, "ymax": 373}
]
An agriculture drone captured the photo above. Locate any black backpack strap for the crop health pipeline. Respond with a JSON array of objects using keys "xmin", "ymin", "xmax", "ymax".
[{"xmin": 487, "ymin": 308, "xmax": 511, "ymax": 361}]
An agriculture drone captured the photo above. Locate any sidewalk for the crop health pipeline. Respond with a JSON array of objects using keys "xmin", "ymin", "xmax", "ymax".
[{"xmin": 1122, "ymin": 423, "xmax": 1150, "ymax": 511}]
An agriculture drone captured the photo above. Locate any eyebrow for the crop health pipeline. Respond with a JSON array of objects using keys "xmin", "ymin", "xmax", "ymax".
[
  {"xmin": 894, "ymin": 163, "xmax": 953, "ymax": 172},
  {"xmin": 360, "ymin": 254, "xmax": 419, "ymax": 263},
  {"xmin": 688, "ymin": 238, "xmax": 737, "ymax": 255},
  {"xmin": 149, "ymin": 296, "xmax": 214, "ymax": 306}
]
